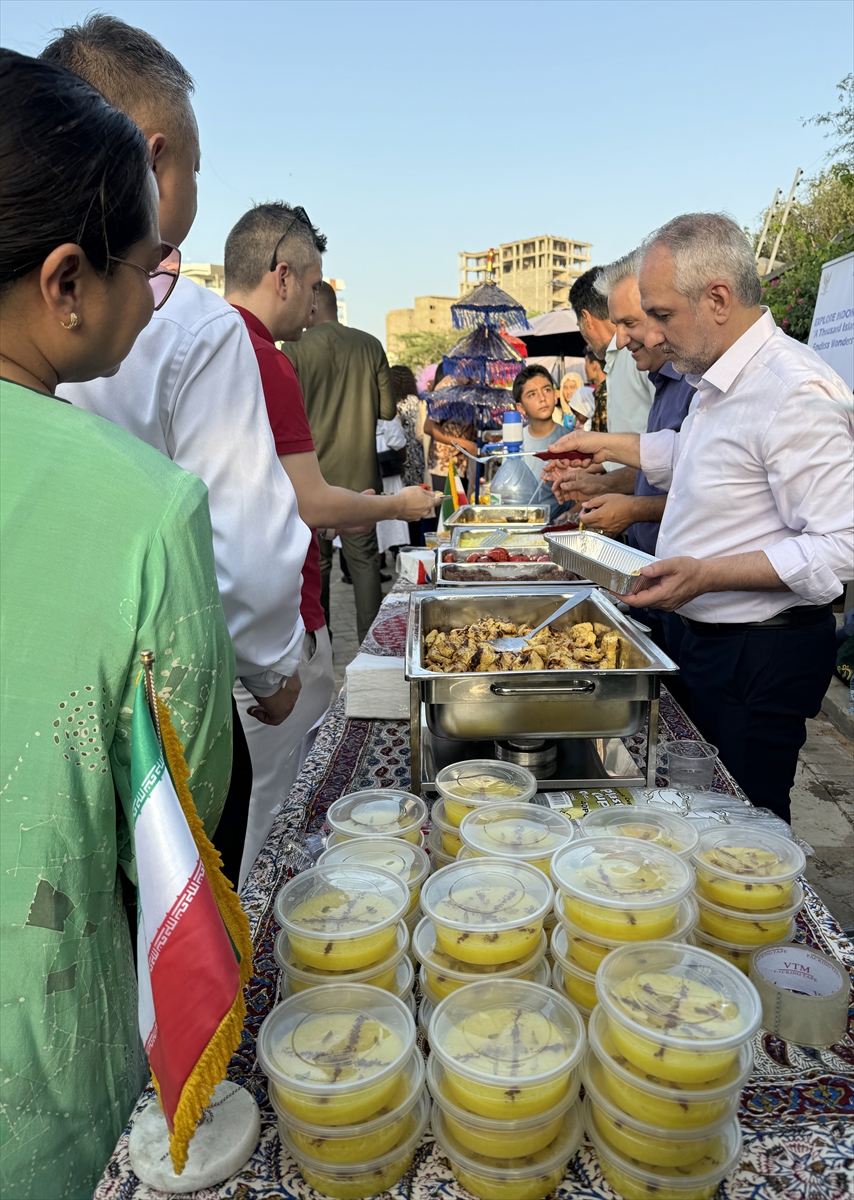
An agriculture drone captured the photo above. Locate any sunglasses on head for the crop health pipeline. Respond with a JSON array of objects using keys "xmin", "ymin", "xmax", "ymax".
[{"xmin": 269, "ymin": 206, "xmax": 312, "ymax": 272}]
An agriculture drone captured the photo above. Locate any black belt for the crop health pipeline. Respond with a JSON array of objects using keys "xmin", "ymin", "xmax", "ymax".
[{"xmin": 681, "ymin": 603, "xmax": 833, "ymax": 637}]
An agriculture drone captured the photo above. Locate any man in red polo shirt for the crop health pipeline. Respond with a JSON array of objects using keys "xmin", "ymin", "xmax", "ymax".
[{"xmin": 224, "ymin": 202, "xmax": 440, "ymax": 882}]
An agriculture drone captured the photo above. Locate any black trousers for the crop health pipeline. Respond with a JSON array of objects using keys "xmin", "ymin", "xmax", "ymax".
[
  {"xmin": 212, "ymin": 696, "xmax": 253, "ymax": 888},
  {"xmin": 679, "ymin": 615, "xmax": 837, "ymax": 823}
]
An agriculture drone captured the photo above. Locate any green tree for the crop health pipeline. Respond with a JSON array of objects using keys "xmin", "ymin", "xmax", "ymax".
[
  {"xmin": 804, "ymin": 73, "xmax": 854, "ymax": 170},
  {"xmin": 388, "ymin": 328, "xmax": 464, "ymax": 371}
]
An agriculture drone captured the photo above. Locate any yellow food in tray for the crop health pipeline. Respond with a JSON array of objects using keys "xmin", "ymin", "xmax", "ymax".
[{"xmin": 424, "ymin": 618, "xmax": 624, "ymax": 673}]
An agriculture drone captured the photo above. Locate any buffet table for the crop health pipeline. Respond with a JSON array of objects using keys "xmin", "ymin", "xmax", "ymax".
[{"xmin": 96, "ymin": 588, "xmax": 854, "ymax": 1200}]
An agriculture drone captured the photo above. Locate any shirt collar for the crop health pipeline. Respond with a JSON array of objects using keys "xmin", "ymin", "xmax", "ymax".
[
  {"xmin": 655, "ymin": 359, "xmax": 684, "ymax": 381},
  {"xmin": 231, "ymin": 303, "xmax": 274, "ymax": 345},
  {"xmin": 696, "ymin": 308, "xmax": 776, "ymax": 395},
  {"xmin": 604, "ymin": 332, "xmax": 619, "ymax": 370}
]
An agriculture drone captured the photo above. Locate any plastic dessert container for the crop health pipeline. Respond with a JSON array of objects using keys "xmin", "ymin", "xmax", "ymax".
[
  {"xmin": 420, "ymin": 859, "xmax": 553, "ymax": 965},
  {"xmin": 579, "ymin": 806, "xmax": 699, "ymax": 859},
  {"xmin": 426, "ymin": 823, "xmax": 455, "ymax": 870},
  {"xmin": 326, "ymin": 788, "xmax": 427, "ymax": 845},
  {"xmin": 584, "ymin": 1097, "xmax": 743, "ymax": 1200},
  {"xmin": 412, "ymin": 915, "xmax": 548, "ymax": 999},
  {"xmin": 550, "ymin": 964, "xmax": 593, "ymax": 1027},
  {"xmin": 550, "ymin": 925, "xmax": 600, "ymax": 1010},
  {"xmin": 326, "ymin": 829, "xmax": 426, "ymax": 851},
  {"xmin": 274, "ymin": 864, "xmax": 409, "ymax": 971},
  {"xmin": 275, "ymin": 920, "xmax": 410, "ymax": 993},
  {"xmin": 691, "ymin": 827, "xmax": 805, "ymax": 911},
  {"xmin": 256, "ymin": 983, "xmax": 415, "ymax": 1125},
  {"xmin": 554, "ymin": 896, "xmax": 698, "ymax": 974},
  {"xmin": 431, "ymin": 799, "xmax": 463, "ymax": 857},
  {"xmin": 587, "ymin": 1005, "xmax": 749, "ymax": 1129},
  {"xmin": 695, "ymin": 882, "xmax": 804, "ymax": 945},
  {"xmin": 595, "ymin": 942, "xmax": 761, "ymax": 1084},
  {"xmin": 435, "ymin": 759, "xmax": 537, "ymax": 827},
  {"xmin": 692, "ymin": 923, "xmax": 795, "ymax": 973},
  {"xmin": 417, "ymin": 955, "xmax": 550, "ymax": 1009},
  {"xmin": 551, "ymin": 837, "xmax": 694, "ymax": 941},
  {"xmin": 269, "ymin": 1048, "xmax": 424, "ymax": 1164},
  {"xmin": 280, "ymin": 1089, "xmax": 429, "ymax": 1200},
  {"xmin": 428, "ymin": 978, "xmax": 586, "ymax": 1119},
  {"xmin": 318, "ymin": 837, "xmax": 430, "ymax": 918},
  {"xmin": 459, "ymin": 803, "xmax": 574, "ymax": 875},
  {"xmin": 431, "ymin": 1101, "xmax": 584, "ymax": 1200}
]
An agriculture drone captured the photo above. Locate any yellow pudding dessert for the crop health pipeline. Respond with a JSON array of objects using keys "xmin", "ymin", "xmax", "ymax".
[
  {"xmin": 426, "ymin": 824, "xmax": 455, "ymax": 870},
  {"xmin": 435, "ymin": 760, "xmax": 536, "ymax": 826},
  {"xmin": 692, "ymin": 829, "xmax": 805, "ymax": 912},
  {"xmin": 454, "ymin": 1159, "xmax": 566, "ymax": 1200},
  {"xmin": 275, "ymin": 923, "xmax": 409, "ymax": 993},
  {"xmin": 286, "ymin": 1092, "xmax": 412, "ymax": 1163},
  {"xmin": 579, "ymin": 807, "xmax": 699, "ymax": 859},
  {"xmin": 431, "ymin": 800, "xmax": 464, "ymax": 856},
  {"xmin": 551, "ymin": 926, "xmax": 599, "ymax": 1008},
  {"xmin": 298, "ymin": 1154, "xmax": 413, "ymax": 1200},
  {"xmin": 317, "ymin": 839, "xmax": 430, "ymax": 920},
  {"xmin": 692, "ymin": 925, "xmax": 793, "ymax": 974},
  {"xmin": 326, "ymin": 789, "xmax": 427, "ymax": 845},
  {"xmin": 695, "ymin": 882, "xmax": 803, "ymax": 946},
  {"xmin": 421, "ymin": 860, "xmax": 552, "ymax": 966},
  {"xmin": 590, "ymin": 1100, "xmax": 717, "ymax": 1166},
  {"xmin": 566, "ymin": 929, "xmax": 610, "ymax": 973},
  {"xmin": 459, "ymin": 804, "xmax": 573, "ymax": 876}
]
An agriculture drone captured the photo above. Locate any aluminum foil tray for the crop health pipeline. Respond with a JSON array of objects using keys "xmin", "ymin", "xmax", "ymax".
[
  {"xmin": 436, "ymin": 548, "xmax": 590, "ymax": 588},
  {"xmin": 545, "ymin": 531, "xmax": 661, "ymax": 596}
]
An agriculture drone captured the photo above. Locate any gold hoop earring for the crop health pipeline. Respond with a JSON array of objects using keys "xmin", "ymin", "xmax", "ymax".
[{"xmin": 60, "ymin": 313, "xmax": 79, "ymax": 330}]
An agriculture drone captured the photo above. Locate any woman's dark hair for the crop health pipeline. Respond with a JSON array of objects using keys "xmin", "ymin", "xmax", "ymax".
[
  {"xmin": 390, "ymin": 364, "xmax": 418, "ymax": 402},
  {"xmin": 0, "ymin": 49, "xmax": 153, "ymax": 300}
]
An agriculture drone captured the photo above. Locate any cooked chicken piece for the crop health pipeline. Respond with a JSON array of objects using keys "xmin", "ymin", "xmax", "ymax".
[
  {"xmin": 573, "ymin": 647, "xmax": 604, "ymax": 663},
  {"xmin": 570, "ymin": 629, "xmax": 597, "ymax": 647},
  {"xmin": 425, "ymin": 628, "xmax": 439, "ymax": 646},
  {"xmin": 569, "ymin": 622, "xmax": 593, "ymax": 636},
  {"xmin": 593, "ymin": 622, "xmax": 610, "ymax": 636},
  {"xmin": 600, "ymin": 632, "xmax": 621, "ymax": 668}
]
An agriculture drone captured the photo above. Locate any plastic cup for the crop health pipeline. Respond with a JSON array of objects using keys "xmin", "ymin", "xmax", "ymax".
[
  {"xmin": 274, "ymin": 864, "xmax": 409, "ymax": 971},
  {"xmin": 579, "ymin": 806, "xmax": 699, "ymax": 859},
  {"xmin": 584, "ymin": 1097, "xmax": 743, "ymax": 1200},
  {"xmin": 595, "ymin": 942, "xmax": 762, "ymax": 1084},
  {"xmin": 695, "ymin": 882, "xmax": 804, "ymax": 945},
  {"xmin": 428, "ymin": 978, "xmax": 586, "ymax": 1119},
  {"xmin": 426, "ymin": 823, "xmax": 456, "ymax": 871},
  {"xmin": 326, "ymin": 828, "xmax": 426, "ymax": 851},
  {"xmin": 435, "ymin": 759, "xmax": 537, "ymax": 827},
  {"xmin": 256, "ymin": 984, "xmax": 416, "ymax": 1125},
  {"xmin": 551, "ymin": 836, "xmax": 694, "ymax": 942},
  {"xmin": 691, "ymin": 827, "xmax": 806, "ymax": 911},
  {"xmin": 587, "ymin": 1006, "xmax": 750, "ymax": 1129},
  {"xmin": 431, "ymin": 799, "xmax": 463, "ymax": 857},
  {"xmin": 420, "ymin": 859, "xmax": 553, "ymax": 965},
  {"xmin": 550, "ymin": 964, "xmax": 593, "ymax": 1028},
  {"xmin": 459, "ymin": 803, "xmax": 574, "ymax": 875},
  {"xmin": 412, "ymin": 914, "xmax": 548, "ymax": 999},
  {"xmin": 662, "ymin": 740, "xmax": 719, "ymax": 792},
  {"xmin": 318, "ymin": 837, "xmax": 430, "ymax": 918},
  {"xmin": 280, "ymin": 1089, "xmax": 429, "ymax": 1199},
  {"xmin": 275, "ymin": 920, "xmax": 410, "ymax": 993},
  {"xmin": 692, "ymin": 923, "xmax": 795, "ymax": 973},
  {"xmin": 418, "ymin": 956, "xmax": 550, "ymax": 1009},
  {"xmin": 550, "ymin": 926, "xmax": 598, "ymax": 1009},
  {"xmin": 427, "ymin": 1053, "xmax": 580, "ymax": 1159},
  {"xmin": 326, "ymin": 788, "xmax": 427, "ymax": 844},
  {"xmin": 553, "ymin": 896, "xmax": 698, "ymax": 974},
  {"xmin": 269, "ymin": 1048, "xmax": 424, "ymax": 1164},
  {"xmin": 431, "ymin": 1101, "xmax": 584, "ymax": 1200}
]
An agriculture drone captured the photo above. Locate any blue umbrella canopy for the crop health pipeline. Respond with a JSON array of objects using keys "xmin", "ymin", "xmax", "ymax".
[
  {"xmin": 451, "ymin": 281, "xmax": 531, "ymax": 330},
  {"xmin": 442, "ymin": 325, "xmax": 525, "ymax": 386},
  {"xmin": 425, "ymin": 384, "xmax": 516, "ymax": 429}
]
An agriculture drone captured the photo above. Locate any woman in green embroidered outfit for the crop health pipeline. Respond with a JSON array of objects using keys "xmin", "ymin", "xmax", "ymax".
[{"xmin": 0, "ymin": 52, "xmax": 235, "ymax": 1199}]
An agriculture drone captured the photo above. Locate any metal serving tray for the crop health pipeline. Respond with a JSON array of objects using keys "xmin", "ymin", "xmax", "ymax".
[
  {"xmin": 444, "ymin": 505, "xmax": 549, "ymax": 530},
  {"xmin": 545, "ymin": 531, "xmax": 661, "ymax": 596},
  {"xmin": 449, "ymin": 529, "xmax": 549, "ymax": 549},
  {"xmin": 436, "ymin": 548, "xmax": 589, "ymax": 588},
  {"xmin": 406, "ymin": 587, "xmax": 676, "ymax": 741}
]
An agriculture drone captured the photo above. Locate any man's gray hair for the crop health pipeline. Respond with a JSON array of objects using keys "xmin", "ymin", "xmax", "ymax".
[
  {"xmin": 594, "ymin": 248, "xmax": 643, "ymax": 299},
  {"xmin": 641, "ymin": 213, "xmax": 762, "ymax": 307},
  {"xmin": 224, "ymin": 202, "xmax": 327, "ymax": 295}
]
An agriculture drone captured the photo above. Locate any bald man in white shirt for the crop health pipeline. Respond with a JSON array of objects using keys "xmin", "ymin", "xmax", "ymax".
[{"xmin": 547, "ymin": 213, "xmax": 853, "ymax": 823}]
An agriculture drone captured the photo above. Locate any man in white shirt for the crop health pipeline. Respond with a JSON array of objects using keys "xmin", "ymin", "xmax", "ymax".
[
  {"xmin": 549, "ymin": 213, "xmax": 853, "ymax": 822},
  {"xmin": 43, "ymin": 16, "xmax": 310, "ymax": 880}
]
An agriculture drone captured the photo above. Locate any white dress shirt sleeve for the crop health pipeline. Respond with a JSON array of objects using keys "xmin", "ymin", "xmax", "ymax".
[{"xmin": 639, "ymin": 428, "xmax": 680, "ymax": 490}]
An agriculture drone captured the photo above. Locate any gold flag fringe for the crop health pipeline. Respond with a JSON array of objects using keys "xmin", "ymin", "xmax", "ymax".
[{"xmin": 154, "ymin": 694, "xmax": 254, "ymax": 1173}]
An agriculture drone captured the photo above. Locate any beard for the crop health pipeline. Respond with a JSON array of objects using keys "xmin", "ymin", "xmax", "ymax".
[{"xmin": 660, "ymin": 326, "xmax": 720, "ymax": 376}]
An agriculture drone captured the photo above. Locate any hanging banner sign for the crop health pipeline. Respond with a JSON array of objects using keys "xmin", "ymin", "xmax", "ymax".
[{"xmin": 807, "ymin": 250, "xmax": 854, "ymax": 389}]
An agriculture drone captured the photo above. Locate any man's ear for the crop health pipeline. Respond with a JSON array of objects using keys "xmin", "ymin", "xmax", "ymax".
[{"xmin": 706, "ymin": 281, "xmax": 733, "ymax": 325}]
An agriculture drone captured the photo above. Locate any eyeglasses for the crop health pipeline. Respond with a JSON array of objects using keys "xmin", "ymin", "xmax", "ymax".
[
  {"xmin": 269, "ymin": 206, "xmax": 312, "ymax": 272},
  {"xmin": 108, "ymin": 242, "xmax": 182, "ymax": 311}
]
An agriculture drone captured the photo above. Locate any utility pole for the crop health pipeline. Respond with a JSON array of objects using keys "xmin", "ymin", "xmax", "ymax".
[
  {"xmin": 765, "ymin": 169, "xmax": 802, "ymax": 277},
  {"xmin": 755, "ymin": 188, "xmax": 780, "ymax": 263}
]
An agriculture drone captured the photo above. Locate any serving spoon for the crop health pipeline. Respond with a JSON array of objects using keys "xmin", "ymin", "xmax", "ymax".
[{"xmin": 487, "ymin": 596, "xmax": 580, "ymax": 653}]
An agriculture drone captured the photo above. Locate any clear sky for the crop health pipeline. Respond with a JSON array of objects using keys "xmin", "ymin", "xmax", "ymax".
[{"xmin": 3, "ymin": 0, "xmax": 851, "ymax": 341}]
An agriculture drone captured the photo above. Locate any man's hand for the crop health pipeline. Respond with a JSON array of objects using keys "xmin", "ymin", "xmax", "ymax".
[
  {"xmin": 622, "ymin": 558, "xmax": 711, "ymax": 612},
  {"xmin": 545, "ymin": 466, "xmax": 614, "ymax": 502},
  {"xmin": 395, "ymin": 486, "xmax": 443, "ymax": 521},
  {"xmin": 549, "ymin": 430, "xmax": 611, "ymax": 465},
  {"xmin": 247, "ymin": 671, "xmax": 302, "ymax": 725},
  {"xmin": 578, "ymin": 494, "xmax": 637, "ymax": 536}
]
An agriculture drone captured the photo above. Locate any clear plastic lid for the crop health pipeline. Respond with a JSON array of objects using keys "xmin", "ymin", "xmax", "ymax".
[
  {"xmin": 412, "ymin": 915, "xmax": 547, "ymax": 981},
  {"xmin": 418, "ymin": 958, "xmax": 551, "ymax": 1009},
  {"xmin": 431, "ymin": 1102, "xmax": 583, "ymax": 1182},
  {"xmin": 595, "ymin": 942, "xmax": 762, "ymax": 1050},
  {"xmin": 554, "ymin": 895, "xmax": 699, "ymax": 950},
  {"xmin": 275, "ymin": 921, "xmax": 410, "ymax": 987},
  {"xmin": 550, "ymin": 836, "xmax": 694, "ymax": 910},
  {"xmin": 428, "ymin": 979, "xmax": 586, "ymax": 1087},
  {"xmin": 587, "ymin": 1005, "xmax": 753, "ymax": 1102},
  {"xmin": 692, "ymin": 827, "xmax": 806, "ymax": 884},
  {"xmin": 427, "ymin": 1054, "xmax": 581, "ymax": 1132},
  {"xmin": 420, "ymin": 859, "xmax": 553, "ymax": 934},
  {"xmin": 435, "ymin": 759, "xmax": 537, "ymax": 805},
  {"xmin": 425, "ymin": 824, "xmax": 456, "ymax": 869},
  {"xmin": 279, "ymin": 1089, "xmax": 430, "ymax": 1173},
  {"xmin": 318, "ymin": 838, "xmax": 430, "ymax": 893},
  {"xmin": 273, "ymin": 864, "xmax": 409, "ymax": 944},
  {"xmin": 256, "ymin": 984, "xmax": 415, "ymax": 1094},
  {"xmin": 460, "ymin": 803, "xmax": 574, "ymax": 863},
  {"xmin": 326, "ymin": 789, "xmax": 427, "ymax": 841},
  {"xmin": 326, "ymin": 828, "xmax": 426, "ymax": 851},
  {"xmin": 579, "ymin": 806, "xmax": 699, "ymax": 859},
  {"xmin": 696, "ymin": 880, "xmax": 804, "ymax": 923},
  {"xmin": 693, "ymin": 922, "xmax": 794, "ymax": 955}
]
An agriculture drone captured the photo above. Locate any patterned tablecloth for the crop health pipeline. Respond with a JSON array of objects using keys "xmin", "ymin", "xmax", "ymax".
[{"xmin": 96, "ymin": 590, "xmax": 854, "ymax": 1200}]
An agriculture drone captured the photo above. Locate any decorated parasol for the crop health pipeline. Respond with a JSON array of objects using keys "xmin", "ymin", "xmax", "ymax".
[
  {"xmin": 451, "ymin": 279, "xmax": 531, "ymax": 330},
  {"xmin": 441, "ymin": 325, "xmax": 525, "ymax": 387},
  {"xmin": 425, "ymin": 383, "xmax": 516, "ymax": 429}
]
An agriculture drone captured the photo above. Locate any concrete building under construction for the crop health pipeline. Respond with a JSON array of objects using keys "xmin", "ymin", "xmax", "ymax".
[{"xmin": 458, "ymin": 235, "xmax": 592, "ymax": 313}]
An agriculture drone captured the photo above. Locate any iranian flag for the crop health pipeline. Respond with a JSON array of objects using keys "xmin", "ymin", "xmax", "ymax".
[{"xmin": 130, "ymin": 674, "xmax": 252, "ymax": 1173}]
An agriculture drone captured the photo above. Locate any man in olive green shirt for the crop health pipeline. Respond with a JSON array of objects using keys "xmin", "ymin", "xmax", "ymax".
[{"xmin": 285, "ymin": 283, "xmax": 398, "ymax": 641}]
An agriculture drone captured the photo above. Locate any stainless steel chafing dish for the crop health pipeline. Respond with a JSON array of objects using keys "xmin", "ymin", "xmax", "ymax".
[{"xmin": 443, "ymin": 504, "xmax": 549, "ymax": 530}]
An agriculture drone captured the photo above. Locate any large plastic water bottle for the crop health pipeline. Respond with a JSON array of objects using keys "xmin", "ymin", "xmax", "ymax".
[{"xmin": 491, "ymin": 445, "xmax": 536, "ymax": 506}]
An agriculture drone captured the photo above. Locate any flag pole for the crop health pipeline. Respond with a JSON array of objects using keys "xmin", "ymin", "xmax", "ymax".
[{"xmin": 140, "ymin": 650, "xmax": 163, "ymax": 749}]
